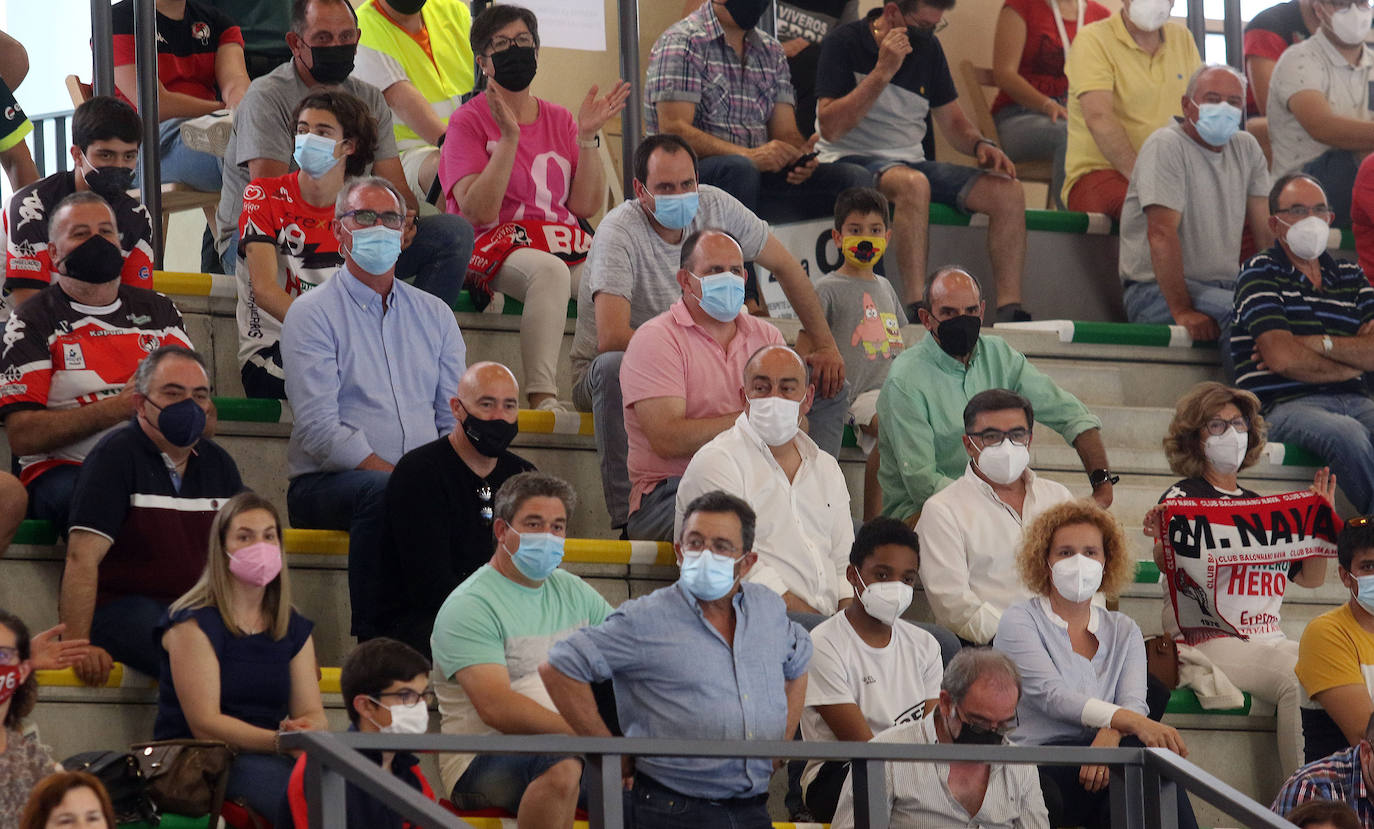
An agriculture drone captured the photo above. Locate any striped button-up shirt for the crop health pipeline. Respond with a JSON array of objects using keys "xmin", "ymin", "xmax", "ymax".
[
  {"xmin": 643, "ymin": 1, "xmax": 795, "ymax": 148},
  {"xmin": 1271, "ymin": 745, "xmax": 1374, "ymax": 826}
]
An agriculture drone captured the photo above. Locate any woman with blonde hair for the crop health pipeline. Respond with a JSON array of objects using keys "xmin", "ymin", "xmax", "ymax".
[
  {"xmin": 154, "ymin": 491, "xmax": 326, "ymax": 825},
  {"xmin": 1145, "ymin": 380, "xmax": 1332, "ymax": 774},
  {"xmin": 19, "ymin": 771, "xmax": 116, "ymax": 829},
  {"xmin": 996, "ymin": 500, "xmax": 1196, "ymax": 829}
]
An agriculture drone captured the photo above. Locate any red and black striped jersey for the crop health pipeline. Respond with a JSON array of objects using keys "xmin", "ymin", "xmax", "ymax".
[{"xmin": 112, "ymin": 0, "xmax": 244, "ymax": 104}]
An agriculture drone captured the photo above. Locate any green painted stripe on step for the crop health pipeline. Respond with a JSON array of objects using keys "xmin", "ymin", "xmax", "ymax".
[
  {"xmin": 1166, "ymin": 687, "xmax": 1253, "ymax": 716},
  {"xmin": 211, "ymin": 397, "xmax": 288, "ymax": 423},
  {"xmin": 13, "ymin": 520, "xmax": 57, "ymax": 546},
  {"xmin": 928, "ymin": 204, "xmax": 1116, "ymax": 235},
  {"xmin": 1070, "ymin": 321, "xmax": 1179, "ymax": 347},
  {"xmin": 1278, "ymin": 443, "xmax": 1324, "ymax": 467},
  {"xmin": 1134, "ymin": 560, "xmax": 1161, "ymax": 583}
]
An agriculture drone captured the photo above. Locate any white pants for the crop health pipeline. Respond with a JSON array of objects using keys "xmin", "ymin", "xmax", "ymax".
[
  {"xmin": 1194, "ymin": 634, "xmax": 1303, "ymax": 776},
  {"xmin": 489, "ymin": 247, "xmax": 582, "ymax": 397}
]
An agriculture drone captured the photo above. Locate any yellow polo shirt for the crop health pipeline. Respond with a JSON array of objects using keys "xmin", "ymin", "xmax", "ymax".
[{"xmin": 1062, "ymin": 14, "xmax": 1201, "ymax": 203}]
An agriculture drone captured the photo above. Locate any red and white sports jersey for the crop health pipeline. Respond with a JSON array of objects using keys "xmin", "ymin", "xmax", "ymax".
[
  {"xmin": 235, "ymin": 172, "xmax": 342, "ymax": 366},
  {"xmin": 0, "ymin": 284, "xmax": 191, "ymax": 484}
]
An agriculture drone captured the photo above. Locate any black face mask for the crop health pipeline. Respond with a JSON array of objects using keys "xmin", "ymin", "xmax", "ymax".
[
  {"xmin": 304, "ymin": 43, "xmax": 356, "ymax": 85},
  {"xmin": 952, "ymin": 720, "xmax": 1006, "ymax": 746},
  {"xmin": 723, "ymin": 0, "xmax": 771, "ymax": 30},
  {"xmin": 59, "ymin": 235, "xmax": 124, "ymax": 284},
  {"xmin": 909, "ymin": 24, "xmax": 935, "ymax": 42},
  {"xmin": 489, "ymin": 45, "xmax": 538, "ymax": 92},
  {"xmin": 934, "ymin": 314, "xmax": 981, "ymax": 359},
  {"xmin": 462, "ymin": 411, "xmax": 519, "ymax": 458},
  {"xmin": 388, "ymin": 0, "xmax": 426, "ymax": 12},
  {"xmin": 83, "ymin": 164, "xmax": 135, "ymax": 201}
]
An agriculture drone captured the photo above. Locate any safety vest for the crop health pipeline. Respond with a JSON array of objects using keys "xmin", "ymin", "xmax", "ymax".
[{"xmin": 357, "ymin": 0, "xmax": 475, "ymax": 146}]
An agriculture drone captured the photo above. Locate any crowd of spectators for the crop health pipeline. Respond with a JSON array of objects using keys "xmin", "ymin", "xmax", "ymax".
[{"xmin": 7, "ymin": 0, "xmax": 1374, "ymax": 825}]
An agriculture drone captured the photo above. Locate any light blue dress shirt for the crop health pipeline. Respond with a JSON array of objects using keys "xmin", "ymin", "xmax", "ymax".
[
  {"xmin": 547, "ymin": 581, "xmax": 812, "ymax": 800},
  {"xmin": 282, "ymin": 263, "xmax": 465, "ymax": 478}
]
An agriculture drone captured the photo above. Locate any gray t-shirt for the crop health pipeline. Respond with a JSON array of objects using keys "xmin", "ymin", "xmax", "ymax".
[
  {"xmin": 1118, "ymin": 121, "xmax": 1268, "ymax": 286},
  {"xmin": 570, "ymin": 184, "xmax": 770, "ymax": 384},
  {"xmin": 214, "ymin": 61, "xmax": 400, "ymax": 254},
  {"xmin": 814, "ymin": 271, "xmax": 907, "ymax": 401}
]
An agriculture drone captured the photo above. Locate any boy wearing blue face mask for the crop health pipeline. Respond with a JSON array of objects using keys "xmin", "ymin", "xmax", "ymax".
[
  {"xmin": 1296, "ymin": 520, "xmax": 1374, "ymax": 763},
  {"xmin": 1117, "ymin": 64, "xmax": 1273, "ymax": 349},
  {"xmin": 429, "ymin": 472, "xmax": 612, "ymax": 825}
]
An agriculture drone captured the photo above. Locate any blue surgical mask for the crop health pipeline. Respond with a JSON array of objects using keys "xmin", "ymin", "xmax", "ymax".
[
  {"xmin": 294, "ymin": 132, "xmax": 341, "ymax": 178},
  {"xmin": 1192, "ymin": 102, "xmax": 1241, "ymax": 147},
  {"xmin": 651, "ymin": 191, "xmax": 699, "ymax": 230},
  {"xmin": 1356, "ymin": 574, "xmax": 1374, "ymax": 616},
  {"xmin": 345, "ymin": 224, "xmax": 403, "ymax": 274},
  {"xmin": 691, "ymin": 271, "xmax": 745, "ymax": 322},
  {"xmin": 678, "ymin": 549, "xmax": 741, "ymax": 601},
  {"xmin": 509, "ymin": 531, "xmax": 565, "ymax": 581}
]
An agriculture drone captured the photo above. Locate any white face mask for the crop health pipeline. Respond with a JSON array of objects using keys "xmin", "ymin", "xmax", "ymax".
[
  {"xmin": 375, "ymin": 700, "xmax": 429, "ymax": 735},
  {"xmin": 747, "ymin": 395, "xmax": 801, "ymax": 446},
  {"xmin": 1051, "ymin": 554, "xmax": 1104, "ymax": 602},
  {"xmin": 974, "ymin": 441, "xmax": 1030, "ymax": 485},
  {"xmin": 1203, "ymin": 428, "xmax": 1248, "ymax": 476},
  {"xmin": 1281, "ymin": 215, "xmax": 1330, "ymax": 261},
  {"xmin": 1330, "ymin": 3, "xmax": 1373, "ymax": 45},
  {"xmin": 1127, "ymin": 0, "xmax": 1173, "ymax": 31},
  {"xmin": 856, "ymin": 573, "xmax": 914, "ymax": 626}
]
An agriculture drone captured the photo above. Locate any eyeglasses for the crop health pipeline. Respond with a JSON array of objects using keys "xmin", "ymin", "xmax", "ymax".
[
  {"xmin": 1276, "ymin": 204, "xmax": 1334, "ymax": 219},
  {"xmin": 955, "ymin": 705, "xmax": 1019, "ymax": 736},
  {"xmin": 340, "ymin": 209, "xmax": 406, "ymax": 230},
  {"xmin": 487, "ymin": 33, "xmax": 536, "ymax": 53},
  {"xmin": 682, "ymin": 541, "xmax": 740, "ymax": 557},
  {"xmin": 966, "ymin": 427, "xmax": 1031, "ymax": 447},
  {"xmin": 477, "ymin": 485, "xmax": 493, "ymax": 527},
  {"xmin": 0, "ymin": 646, "xmax": 19, "ymax": 666},
  {"xmin": 1204, "ymin": 416, "xmax": 1249, "ymax": 436},
  {"xmin": 373, "ymin": 689, "xmax": 436, "ymax": 707},
  {"xmin": 915, "ymin": 19, "xmax": 950, "ymax": 33}
]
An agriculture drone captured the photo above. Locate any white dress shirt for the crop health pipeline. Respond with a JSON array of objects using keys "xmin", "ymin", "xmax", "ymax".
[
  {"xmin": 915, "ymin": 462, "xmax": 1074, "ymax": 644},
  {"xmin": 675, "ymin": 413, "xmax": 854, "ymax": 614}
]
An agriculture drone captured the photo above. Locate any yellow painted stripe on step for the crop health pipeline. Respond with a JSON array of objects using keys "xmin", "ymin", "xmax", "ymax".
[
  {"xmin": 517, "ymin": 409, "xmax": 594, "ymax": 436},
  {"xmin": 153, "ymin": 271, "xmax": 237, "ymax": 299},
  {"xmin": 561, "ymin": 539, "xmax": 676, "ymax": 567},
  {"xmin": 319, "ymin": 666, "xmax": 341, "ymax": 694},
  {"xmin": 283, "ymin": 528, "xmax": 351, "ymax": 555},
  {"xmin": 36, "ymin": 665, "xmax": 148, "ymax": 688}
]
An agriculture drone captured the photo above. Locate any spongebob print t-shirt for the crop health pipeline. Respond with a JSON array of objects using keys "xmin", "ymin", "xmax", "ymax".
[{"xmin": 815, "ymin": 272, "xmax": 907, "ymax": 403}]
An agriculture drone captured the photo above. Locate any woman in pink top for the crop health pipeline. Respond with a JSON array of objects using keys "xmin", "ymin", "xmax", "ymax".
[{"xmin": 439, "ymin": 5, "xmax": 630, "ymax": 410}]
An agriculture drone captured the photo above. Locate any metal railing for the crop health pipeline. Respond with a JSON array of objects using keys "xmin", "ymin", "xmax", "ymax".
[
  {"xmin": 279, "ymin": 731, "xmax": 1296, "ymax": 829},
  {"xmin": 27, "ymin": 110, "xmax": 75, "ymax": 179}
]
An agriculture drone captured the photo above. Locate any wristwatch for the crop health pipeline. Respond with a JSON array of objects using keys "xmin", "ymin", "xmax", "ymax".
[
  {"xmin": 973, "ymin": 137, "xmax": 998, "ymax": 152},
  {"xmin": 578, "ymin": 134, "xmax": 601, "ymax": 149},
  {"xmin": 1088, "ymin": 469, "xmax": 1119, "ymax": 489},
  {"xmin": 1322, "ymin": 335, "xmax": 1334, "ymax": 354}
]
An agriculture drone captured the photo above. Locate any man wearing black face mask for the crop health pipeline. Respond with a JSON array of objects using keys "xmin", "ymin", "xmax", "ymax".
[
  {"xmin": 378, "ymin": 361, "xmax": 535, "ymax": 656},
  {"xmin": 831, "ymin": 647, "xmax": 1049, "ymax": 828},
  {"xmin": 876, "ymin": 266, "xmax": 1113, "ymax": 522},
  {"xmin": 3, "ymin": 96, "xmax": 154, "ymax": 317},
  {"xmin": 61, "ymin": 346, "xmax": 243, "ymax": 686}
]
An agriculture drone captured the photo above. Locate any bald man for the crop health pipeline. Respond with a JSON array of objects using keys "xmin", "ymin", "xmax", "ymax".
[{"xmin": 379, "ymin": 361, "xmax": 535, "ymax": 655}]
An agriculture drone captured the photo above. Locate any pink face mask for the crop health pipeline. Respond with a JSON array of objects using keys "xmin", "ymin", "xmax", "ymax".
[
  {"xmin": 0, "ymin": 664, "xmax": 27, "ymax": 706},
  {"xmin": 228, "ymin": 541, "xmax": 283, "ymax": 587}
]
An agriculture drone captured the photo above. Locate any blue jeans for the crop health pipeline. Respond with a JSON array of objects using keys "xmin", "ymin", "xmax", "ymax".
[
  {"xmin": 450, "ymin": 752, "xmax": 585, "ymax": 812},
  {"xmin": 90, "ymin": 595, "xmax": 168, "ymax": 678},
  {"xmin": 287, "ymin": 469, "xmax": 390, "ymax": 639},
  {"xmin": 1121, "ymin": 279, "xmax": 1236, "ymax": 377},
  {"xmin": 225, "ymin": 751, "xmax": 296, "ymax": 826},
  {"xmin": 1303, "ymin": 148, "xmax": 1359, "ymax": 227},
  {"xmin": 629, "ymin": 773, "xmax": 771, "ymax": 829},
  {"xmin": 573, "ymin": 351, "xmax": 630, "ymax": 529},
  {"xmin": 626, "ymin": 477, "xmax": 680, "ymax": 542},
  {"xmin": 140, "ymin": 119, "xmax": 223, "ymax": 193},
  {"xmin": 25, "ymin": 465, "xmax": 81, "ymax": 533},
  {"xmin": 805, "ymin": 377, "xmax": 848, "ymax": 459},
  {"xmin": 698, "ymin": 155, "xmax": 872, "ymax": 224},
  {"xmin": 1265, "ymin": 392, "xmax": 1374, "ymax": 513},
  {"xmin": 994, "ymin": 103, "xmax": 1067, "ymax": 209},
  {"xmin": 838, "ymin": 155, "xmax": 984, "ymax": 213}
]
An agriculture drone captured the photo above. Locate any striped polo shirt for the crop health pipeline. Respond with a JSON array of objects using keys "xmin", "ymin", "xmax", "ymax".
[{"xmin": 1232, "ymin": 245, "xmax": 1374, "ymax": 409}]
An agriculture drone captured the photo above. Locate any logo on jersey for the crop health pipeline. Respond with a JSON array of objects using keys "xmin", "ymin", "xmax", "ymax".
[
  {"xmin": 138, "ymin": 333, "xmax": 161, "ymax": 353},
  {"xmin": 129, "ymin": 314, "xmax": 151, "ymax": 325},
  {"xmin": 1, "ymin": 365, "xmax": 21, "ymax": 383},
  {"xmin": 55, "ymin": 320, "xmax": 71, "ymax": 335},
  {"xmin": 3, "ymin": 106, "xmax": 15, "ymax": 121},
  {"xmin": 243, "ymin": 184, "xmax": 266, "ymax": 202},
  {"xmin": 2, "ymin": 316, "xmax": 26, "ymax": 353},
  {"xmin": 9, "ymin": 258, "xmax": 41, "ymax": 273},
  {"xmin": 192, "ymin": 21, "xmax": 211, "ymax": 44},
  {"xmin": 283, "ymin": 223, "xmax": 307, "ymax": 256},
  {"xmin": 15, "ymin": 192, "xmax": 45, "ymax": 230},
  {"xmin": 62, "ymin": 342, "xmax": 86, "ymax": 370},
  {"xmin": 137, "ymin": 265, "xmax": 151, "ymax": 283}
]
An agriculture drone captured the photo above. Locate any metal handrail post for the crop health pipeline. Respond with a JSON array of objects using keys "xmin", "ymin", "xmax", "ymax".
[
  {"xmin": 304, "ymin": 754, "xmax": 347, "ymax": 829},
  {"xmin": 1224, "ymin": 0, "xmax": 1244, "ymax": 67},
  {"xmin": 1186, "ymin": 0, "xmax": 1208, "ymax": 57},
  {"xmin": 1111, "ymin": 761, "xmax": 1148, "ymax": 829},
  {"xmin": 617, "ymin": 0, "xmax": 641, "ymax": 197},
  {"xmin": 1145, "ymin": 764, "xmax": 1181, "ymax": 829},
  {"xmin": 90, "ymin": 0, "xmax": 116, "ymax": 97},
  {"xmin": 134, "ymin": 0, "xmax": 162, "ymax": 265},
  {"xmin": 585, "ymin": 751, "xmax": 625, "ymax": 829},
  {"xmin": 851, "ymin": 757, "xmax": 890, "ymax": 829}
]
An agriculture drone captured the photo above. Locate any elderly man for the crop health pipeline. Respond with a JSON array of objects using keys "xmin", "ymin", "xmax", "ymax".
[
  {"xmin": 0, "ymin": 192, "xmax": 191, "ymax": 530},
  {"xmin": 916, "ymin": 390, "xmax": 1075, "ymax": 645},
  {"xmin": 61, "ymin": 346, "xmax": 242, "ymax": 684},
  {"xmin": 1063, "ymin": 0, "xmax": 1202, "ymax": 217},
  {"xmin": 814, "ymin": 0, "xmax": 1029, "ymax": 317},
  {"xmin": 1118, "ymin": 65, "xmax": 1272, "ymax": 342},
  {"xmin": 572, "ymin": 133, "xmax": 849, "ymax": 527},
  {"xmin": 282, "ymin": 176, "xmax": 466, "ymax": 641},
  {"xmin": 831, "ymin": 647, "xmax": 1048, "ymax": 828},
  {"xmin": 1231, "ymin": 174, "xmax": 1374, "ymax": 516},
  {"xmin": 1266, "ymin": 0, "xmax": 1374, "ymax": 225},
  {"xmin": 619, "ymin": 228, "xmax": 787, "ymax": 541},
  {"xmin": 877, "ymin": 267, "xmax": 1109, "ymax": 521},
  {"xmin": 431, "ymin": 472, "xmax": 613, "ymax": 826},
  {"xmin": 541, "ymin": 490, "xmax": 812, "ymax": 829},
  {"xmin": 1273, "ymin": 712, "xmax": 1374, "ymax": 826},
  {"xmin": 380, "ymin": 361, "xmax": 535, "ymax": 658},
  {"xmin": 214, "ymin": 0, "xmax": 472, "ymax": 294}
]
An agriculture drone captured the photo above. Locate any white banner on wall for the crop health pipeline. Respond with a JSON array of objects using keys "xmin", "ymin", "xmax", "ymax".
[
  {"xmin": 507, "ymin": 0, "xmax": 607, "ymax": 52},
  {"xmin": 758, "ymin": 217, "xmax": 841, "ymax": 319}
]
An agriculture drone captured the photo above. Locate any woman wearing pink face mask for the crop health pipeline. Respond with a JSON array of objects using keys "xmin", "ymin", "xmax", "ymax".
[
  {"xmin": 154, "ymin": 492, "xmax": 327, "ymax": 825},
  {"xmin": 0, "ymin": 609, "xmax": 71, "ymax": 826}
]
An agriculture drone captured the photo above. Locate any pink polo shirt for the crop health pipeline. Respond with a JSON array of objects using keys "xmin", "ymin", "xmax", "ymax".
[{"xmin": 620, "ymin": 299, "xmax": 785, "ymax": 513}]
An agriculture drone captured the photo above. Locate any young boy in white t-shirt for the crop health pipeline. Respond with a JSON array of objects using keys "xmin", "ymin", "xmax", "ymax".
[{"xmin": 799, "ymin": 516, "xmax": 943, "ymax": 821}]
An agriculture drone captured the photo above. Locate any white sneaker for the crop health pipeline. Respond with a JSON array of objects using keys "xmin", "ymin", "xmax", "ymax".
[
  {"xmin": 535, "ymin": 398, "xmax": 574, "ymax": 413},
  {"xmin": 179, "ymin": 111, "xmax": 234, "ymax": 157}
]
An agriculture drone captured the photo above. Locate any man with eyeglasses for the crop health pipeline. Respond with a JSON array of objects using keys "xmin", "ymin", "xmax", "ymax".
[
  {"xmin": 1267, "ymin": 0, "xmax": 1374, "ymax": 225},
  {"xmin": 1232, "ymin": 173, "xmax": 1374, "ymax": 516},
  {"xmin": 378, "ymin": 361, "xmax": 535, "ymax": 659},
  {"xmin": 281, "ymin": 176, "xmax": 466, "ymax": 642},
  {"xmin": 916, "ymin": 389, "xmax": 1078, "ymax": 646},
  {"xmin": 830, "ymin": 647, "xmax": 1048, "ymax": 829},
  {"xmin": 541, "ymin": 490, "xmax": 812, "ymax": 829},
  {"xmin": 814, "ymin": 0, "xmax": 1031, "ymax": 321}
]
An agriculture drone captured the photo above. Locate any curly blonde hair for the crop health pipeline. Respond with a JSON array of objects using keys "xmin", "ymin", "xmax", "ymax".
[
  {"xmin": 1017, "ymin": 500, "xmax": 1134, "ymax": 599},
  {"xmin": 1163, "ymin": 382, "xmax": 1267, "ymax": 479}
]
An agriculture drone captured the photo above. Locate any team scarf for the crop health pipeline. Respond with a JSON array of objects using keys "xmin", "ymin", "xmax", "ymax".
[
  {"xmin": 1161, "ymin": 491, "xmax": 1341, "ymax": 645},
  {"xmin": 465, "ymin": 219, "xmax": 591, "ymax": 307}
]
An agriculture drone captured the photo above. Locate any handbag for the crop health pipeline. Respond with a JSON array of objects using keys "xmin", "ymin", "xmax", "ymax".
[
  {"xmin": 63, "ymin": 750, "xmax": 159, "ymax": 825},
  {"xmin": 130, "ymin": 739, "xmax": 237, "ymax": 818},
  {"xmin": 1144, "ymin": 634, "xmax": 1181, "ymax": 690}
]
